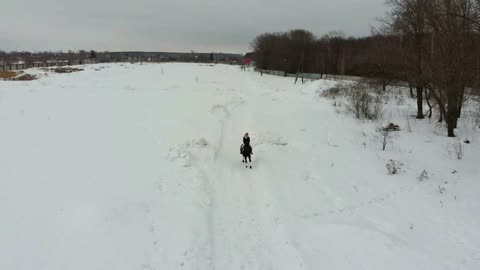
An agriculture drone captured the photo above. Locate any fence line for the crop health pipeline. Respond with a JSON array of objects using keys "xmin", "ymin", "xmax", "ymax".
[
  {"xmin": 255, "ymin": 68, "xmax": 364, "ymax": 82},
  {"xmin": 254, "ymin": 68, "xmax": 411, "ymax": 88}
]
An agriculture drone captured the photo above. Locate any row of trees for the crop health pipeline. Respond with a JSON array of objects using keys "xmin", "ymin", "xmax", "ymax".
[
  {"xmin": 252, "ymin": 30, "xmax": 358, "ymax": 76},
  {"xmin": 0, "ymin": 50, "xmax": 97, "ymax": 65},
  {"xmin": 0, "ymin": 51, "xmax": 242, "ymax": 65},
  {"xmin": 251, "ymin": 0, "xmax": 480, "ymax": 137}
]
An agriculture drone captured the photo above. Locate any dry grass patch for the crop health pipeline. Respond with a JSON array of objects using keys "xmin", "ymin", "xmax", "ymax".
[
  {"xmin": 0, "ymin": 71, "xmax": 18, "ymax": 79},
  {"xmin": 52, "ymin": 67, "xmax": 84, "ymax": 73},
  {"xmin": 14, "ymin": 74, "xmax": 37, "ymax": 81},
  {"xmin": 0, "ymin": 71, "xmax": 38, "ymax": 81}
]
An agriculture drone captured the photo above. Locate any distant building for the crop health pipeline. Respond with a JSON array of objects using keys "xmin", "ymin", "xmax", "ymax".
[{"xmin": 243, "ymin": 52, "xmax": 255, "ymax": 66}]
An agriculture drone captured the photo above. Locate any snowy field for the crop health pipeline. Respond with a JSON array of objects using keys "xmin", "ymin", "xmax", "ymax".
[{"xmin": 1, "ymin": 63, "xmax": 479, "ymax": 270}]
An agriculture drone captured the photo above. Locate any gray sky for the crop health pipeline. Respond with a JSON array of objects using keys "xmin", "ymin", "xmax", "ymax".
[{"xmin": 0, "ymin": 0, "xmax": 388, "ymax": 53}]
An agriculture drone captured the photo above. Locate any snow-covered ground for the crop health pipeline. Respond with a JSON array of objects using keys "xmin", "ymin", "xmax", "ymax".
[{"xmin": 1, "ymin": 63, "xmax": 479, "ymax": 270}]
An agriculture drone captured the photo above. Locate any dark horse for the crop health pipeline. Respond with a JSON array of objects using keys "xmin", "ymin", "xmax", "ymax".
[{"xmin": 240, "ymin": 143, "xmax": 253, "ymax": 164}]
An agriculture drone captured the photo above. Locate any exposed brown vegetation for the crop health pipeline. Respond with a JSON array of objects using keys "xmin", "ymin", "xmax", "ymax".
[
  {"xmin": 0, "ymin": 71, "xmax": 37, "ymax": 81},
  {"xmin": 0, "ymin": 71, "xmax": 18, "ymax": 79},
  {"xmin": 52, "ymin": 67, "xmax": 84, "ymax": 73},
  {"xmin": 14, "ymin": 74, "xmax": 37, "ymax": 81}
]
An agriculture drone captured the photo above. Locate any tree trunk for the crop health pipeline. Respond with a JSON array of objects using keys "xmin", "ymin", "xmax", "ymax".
[
  {"xmin": 425, "ymin": 88, "xmax": 433, "ymax": 119},
  {"xmin": 385, "ymin": 79, "xmax": 393, "ymax": 92},
  {"xmin": 457, "ymin": 96, "xmax": 463, "ymax": 119},
  {"xmin": 410, "ymin": 85, "xmax": 415, "ymax": 98},
  {"xmin": 457, "ymin": 87, "xmax": 465, "ymax": 118},
  {"xmin": 452, "ymin": 91, "xmax": 459, "ymax": 129},
  {"xmin": 447, "ymin": 124, "xmax": 455, "ymax": 137},
  {"xmin": 446, "ymin": 92, "xmax": 458, "ymax": 137},
  {"xmin": 416, "ymin": 86, "xmax": 424, "ymax": 119}
]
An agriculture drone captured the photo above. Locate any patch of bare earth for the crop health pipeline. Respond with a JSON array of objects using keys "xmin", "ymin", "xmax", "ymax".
[
  {"xmin": 47, "ymin": 67, "xmax": 84, "ymax": 73},
  {"xmin": 0, "ymin": 71, "xmax": 18, "ymax": 79},
  {"xmin": 0, "ymin": 71, "xmax": 38, "ymax": 81},
  {"xmin": 15, "ymin": 74, "xmax": 38, "ymax": 81}
]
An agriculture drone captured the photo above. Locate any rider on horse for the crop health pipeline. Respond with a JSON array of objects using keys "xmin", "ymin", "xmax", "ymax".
[{"xmin": 240, "ymin": 133, "xmax": 252, "ymax": 163}]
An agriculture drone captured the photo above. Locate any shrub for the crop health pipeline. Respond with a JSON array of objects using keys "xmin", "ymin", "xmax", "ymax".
[
  {"xmin": 448, "ymin": 140, "xmax": 464, "ymax": 160},
  {"xmin": 346, "ymin": 82, "xmax": 384, "ymax": 120},
  {"xmin": 386, "ymin": 159, "xmax": 403, "ymax": 175},
  {"xmin": 417, "ymin": 170, "xmax": 429, "ymax": 181},
  {"xmin": 321, "ymin": 83, "xmax": 349, "ymax": 99},
  {"xmin": 376, "ymin": 125, "xmax": 397, "ymax": 151}
]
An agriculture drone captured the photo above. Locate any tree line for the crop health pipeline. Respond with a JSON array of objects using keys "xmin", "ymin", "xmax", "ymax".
[
  {"xmin": 251, "ymin": 0, "xmax": 480, "ymax": 137},
  {"xmin": 0, "ymin": 50, "xmax": 96, "ymax": 65}
]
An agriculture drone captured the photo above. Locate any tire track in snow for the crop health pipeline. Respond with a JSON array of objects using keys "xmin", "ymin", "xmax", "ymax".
[
  {"xmin": 185, "ymin": 151, "xmax": 217, "ymax": 269},
  {"xmin": 191, "ymin": 88, "xmax": 251, "ymax": 269}
]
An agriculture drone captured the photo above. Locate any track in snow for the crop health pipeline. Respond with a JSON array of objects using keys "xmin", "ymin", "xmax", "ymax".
[{"xmin": 191, "ymin": 73, "xmax": 305, "ymax": 270}]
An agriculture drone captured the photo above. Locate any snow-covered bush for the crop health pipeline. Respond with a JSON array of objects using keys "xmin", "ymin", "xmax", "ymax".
[
  {"xmin": 196, "ymin": 138, "xmax": 209, "ymax": 147},
  {"xmin": 347, "ymin": 87, "xmax": 365, "ymax": 119},
  {"xmin": 448, "ymin": 140, "xmax": 464, "ymax": 160},
  {"xmin": 321, "ymin": 82, "xmax": 384, "ymax": 120},
  {"xmin": 396, "ymin": 94, "xmax": 406, "ymax": 105},
  {"xmin": 376, "ymin": 126, "xmax": 397, "ymax": 151},
  {"xmin": 321, "ymin": 83, "xmax": 349, "ymax": 99},
  {"xmin": 417, "ymin": 170, "xmax": 429, "ymax": 181},
  {"xmin": 372, "ymin": 95, "xmax": 384, "ymax": 120},
  {"xmin": 346, "ymin": 82, "xmax": 384, "ymax": 120},
  {"xmin": 386, "ymin": 159, "xmax": 403, "ymax": 175},
  {"xmin": 475, "ymin": 105, "xmax": 480, "ymax": 128},
  {"xmin": 406, "ymin": 115, "xmax": 413, "ymax": 133}
]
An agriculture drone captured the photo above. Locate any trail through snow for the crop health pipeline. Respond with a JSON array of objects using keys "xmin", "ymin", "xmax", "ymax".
[{"xmin": 194, "ymin": 73, "xmax": 306, "ymax": 270}]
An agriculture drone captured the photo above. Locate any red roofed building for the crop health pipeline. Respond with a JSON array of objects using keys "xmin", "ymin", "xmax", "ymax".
[{"xmin": 243, "ymin": 52, "xmax": 255, "ymax": 66}]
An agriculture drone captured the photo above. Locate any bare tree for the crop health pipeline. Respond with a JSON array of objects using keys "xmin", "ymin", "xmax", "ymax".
[
  {"xmin": 287, "ymin": 29, "xmax": 315, "ymax": 83},
  {"xmin": 376, "ymin": 126, "xmax": 396, "ymax": 151},
  {"xmin": 384, "ymin": 0, "xmax": 431, "ymax": 119},
  {"xmin": 425, "ymin": 0, "xmax": 479, "ymax": 136},
  {"xmin": 251, "ymin": 33, "xmax": 277, "ymax": 72}
]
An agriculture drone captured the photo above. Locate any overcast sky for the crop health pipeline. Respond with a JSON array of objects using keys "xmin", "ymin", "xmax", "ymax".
[{"xmin": 0, "ymin": 0, "xmax": 388, "ymax": 53}]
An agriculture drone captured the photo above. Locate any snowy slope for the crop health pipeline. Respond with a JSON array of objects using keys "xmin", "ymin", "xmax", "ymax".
[{"xmin": 0, "ymin": 63, "xmax": 479, "ymax": 270}]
